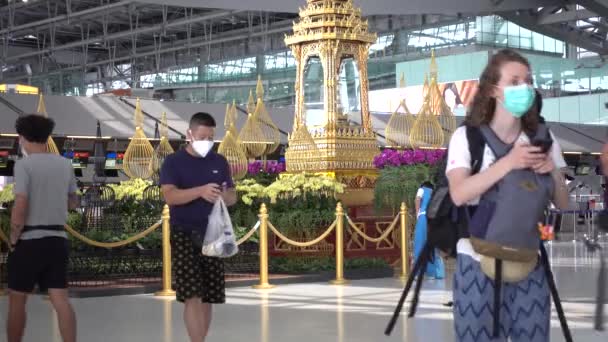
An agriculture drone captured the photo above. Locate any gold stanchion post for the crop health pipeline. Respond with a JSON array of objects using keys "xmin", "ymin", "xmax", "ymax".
[
  {"xmin": 398, "ymin": 202, "xmax": 409, "ymax": 281},
  {"xmin": 330, "ymin": 202, "xmax": 348, "ymax": 285},
  {"xmin": 253, "ymin": 203, "xmax": 274, "ymax": 289},
  {"xmin": 155, "ymin": 205, "xmax": 175, "ymax": 297}
]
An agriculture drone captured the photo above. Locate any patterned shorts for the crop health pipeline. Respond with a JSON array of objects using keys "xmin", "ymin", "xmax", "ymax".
[{"xmin": 170, "ymin": 230, "xmax": 226, "ymax": 304}]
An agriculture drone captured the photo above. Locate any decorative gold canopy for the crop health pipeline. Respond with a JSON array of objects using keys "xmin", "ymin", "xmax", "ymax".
[
  {"xmin": 150, "ymin": 112, "xmax": 174, "ymax": 181},
  {"xmin": 123, "ymin": 98, "xmax": 155, "ymax": 179},
  {"xmin": 35, "ymin": 94, "xmax": 60, "ymax": 155},
  {"xmin": 284, "ymin": 0, "xmax": 379, "ymax": 178},
  {"xmin": 219, "ymin": 102, "xmax": 248, "ymax": 180}
]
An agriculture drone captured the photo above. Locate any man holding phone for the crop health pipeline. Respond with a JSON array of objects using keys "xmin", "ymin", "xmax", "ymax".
[{"xmin": 160, "ymin": 112, "xmax": 236, "ymax": 342}]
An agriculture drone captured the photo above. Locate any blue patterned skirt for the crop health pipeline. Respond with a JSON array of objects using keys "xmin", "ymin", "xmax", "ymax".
[{"xmin": 453, "ymin": 254, "xmax": 550, "ymax": 342}]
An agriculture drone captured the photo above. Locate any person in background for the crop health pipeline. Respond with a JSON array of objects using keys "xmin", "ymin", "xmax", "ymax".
[
  {"xmin": 160, "ymin": 112, "xmax": 237, "ymax": 342},
  {"xmin": 7, "ymin": 115, "xmax": 79, "ymax": 342},
  {"xmin": 413, "ymin": 181, "xmax": 445, "ymax": 279}
]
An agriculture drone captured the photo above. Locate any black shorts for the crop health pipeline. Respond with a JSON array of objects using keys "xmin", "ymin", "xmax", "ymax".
[
  {"xmin": 171, "ymin": 230, "xmax": 225, "ymax": 304},
  {"xmin": 7, "ymin": 237, "xmax": 69, "ymax": 293}
]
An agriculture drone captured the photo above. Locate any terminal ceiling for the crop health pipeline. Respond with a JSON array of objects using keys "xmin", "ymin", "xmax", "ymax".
[{"xmin": 0, "ymin": 0, "xmax": 607, "ymax": 84}]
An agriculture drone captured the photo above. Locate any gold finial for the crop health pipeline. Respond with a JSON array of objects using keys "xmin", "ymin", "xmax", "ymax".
[
  {"xmin": 430, "ymin": 49, "xmax": 438, "ymax": 77},
  {"xmin": 247, "ymin": 90, "xmax": 256, "ymax": 114},
  {"xmin": 256, "ymin": 75, "xmax": 265, "ymax": 100},
  {"xmin": 36, "ymin": 94, "xmax": 47, "ymax": 117},
  {"xmin": 224, "ymin": 103, "xmax": 230, "ymax": 127},
  {"xmin": 399, "ymin": 73, "xmax": 406, "ymax": 88},
  {"xmin": 160, "ymin": 112, "xmax": 168, "ymax": 138},
  {"xmin": 134, "ymin": 98, "xmax": 144, "ymax": 128}
]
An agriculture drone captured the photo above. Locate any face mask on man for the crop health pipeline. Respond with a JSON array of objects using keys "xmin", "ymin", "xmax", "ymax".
[
  {"xmin": 189, "ymin": 131, "xmax": 214, "ymax": 157},
  {"xmin": 498, "ymin": 84, "xmax": 536, "ymax": 118}
]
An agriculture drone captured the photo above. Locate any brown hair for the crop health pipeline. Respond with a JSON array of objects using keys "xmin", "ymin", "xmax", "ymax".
[{"xmin": 464, "ymin": 49, "xmax": 540, "ymax": 134}]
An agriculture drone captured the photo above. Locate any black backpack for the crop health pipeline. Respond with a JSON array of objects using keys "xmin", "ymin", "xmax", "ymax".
[{"xmin": 385, "ymin": 123, "xmax": 573, "ymax": 342}]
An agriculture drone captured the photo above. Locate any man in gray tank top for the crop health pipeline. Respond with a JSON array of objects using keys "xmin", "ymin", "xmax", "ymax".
[{"xmin": 7, "ymin": 114, "xmax": 79, "ymax": 342}]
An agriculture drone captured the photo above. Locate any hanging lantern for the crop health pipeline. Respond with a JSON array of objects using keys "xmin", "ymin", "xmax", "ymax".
[
  {"xmin": 123, "ymin": 98, "xmax": 155, "ymax": 179},
  {"xmin": 218, "ymin": 102, "xmax": 248, "ymax": 180},
  {"xmin": 150, "ymin": 112, "xmax": 174, "ymax": 183},
  {"xmin": 385, "ymin": 73, "xmax": 415, "ymax": 148},
  {"xmin": 238, "ymin": 90, "xmax": 267, "ymax": 159},
  {"xmin": 409, "ymin": 93, "xmax": 444, "ymax": 149},
  {"xmin": 35, "ymin": 94, "xmax": 60, "ymax": 155},
  {"xmin": 253, "ymin": 76, "xmax": 280, "ymax": 155}
]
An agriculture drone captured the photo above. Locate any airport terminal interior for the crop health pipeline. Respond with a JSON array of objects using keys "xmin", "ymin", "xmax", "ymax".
[{"xmin": 0, "ymin": 0, "xmax": 608, "ymax": 341}]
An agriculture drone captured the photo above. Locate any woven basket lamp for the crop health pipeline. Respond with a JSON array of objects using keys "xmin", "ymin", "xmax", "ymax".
[
  {"xmin": 409, "ymin": 92, "xmax": 444, "ymax": 149},
  {"xmin": 253, "ymin": 76, "xmax": 280, "ymax": 156},
  {"xmin": 150, "ymin": 112, "xmax": 174, "ymax": 181},
  {"xmin": 35, "ymin": 94, "xmax": 60, "ymax": 155},
  {"xmin": 218, "ymin": 103, "xmax": 248, "ymax": 180},
  {"xmin": 238, "ymin": 90, "xmax": 267, "ymax": 159},
  {"xmin": 123, "ymin": 98, "xmax": 155, "ymax": 179},
  {"xmin": 385, "ymin": 73, "xmax": 415, "ymax": 148}
]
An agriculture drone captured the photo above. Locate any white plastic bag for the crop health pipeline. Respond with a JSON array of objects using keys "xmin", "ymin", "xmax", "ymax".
[{"xmin": 202, "ymin": 198, "xmax": 238, "ymax": 258}]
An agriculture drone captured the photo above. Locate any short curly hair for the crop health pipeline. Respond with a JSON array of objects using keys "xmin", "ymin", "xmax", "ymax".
[{"xmin": 15, "ymin": 114, "xmax": 55, "ymax": 143}]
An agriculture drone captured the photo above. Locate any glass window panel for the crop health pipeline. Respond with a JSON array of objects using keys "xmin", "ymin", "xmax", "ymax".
[{"xmin": 303, "ymin": 56, "xmax": 325, "ymax": 128}]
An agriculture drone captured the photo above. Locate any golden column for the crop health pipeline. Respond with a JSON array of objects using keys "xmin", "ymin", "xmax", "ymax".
[{"xmin": 284, "ymin": 0, "xmax": 379, "ymax": 206}]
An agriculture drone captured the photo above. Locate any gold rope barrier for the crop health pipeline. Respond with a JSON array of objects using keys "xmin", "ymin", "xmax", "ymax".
[
  {"xmin": 156, "ymin": 205, "xmax": 175, "ymax": 297},
  {"xmin": 253, "ymin": 204, "xmax": 274, "ymax": 289},
  {"xmin": 398, "ymin": 203, "xmax": 409, "ymax": 281},
  {"xmin": 330, "ymin": 203, "xmax": 347, "ymax": 285},
  {"xmin": 344, "ymin": 214, "xmax": 399, "ymax": 243},
  {"xmin": 267, "ymin": 221, "xmax": 337, "ymax": 248},
  {"xmin": 64, "ymin": 221, "xmax": 161, "ymax": 249},
  {"xmin": 237, "ymin": 221, "xmax": 260, "ymax": 246}
]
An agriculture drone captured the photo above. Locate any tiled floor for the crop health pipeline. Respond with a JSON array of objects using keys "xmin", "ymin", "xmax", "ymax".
[{"xmin": 0, "ymin": 241, "xmax": 606, "ymax": 342}]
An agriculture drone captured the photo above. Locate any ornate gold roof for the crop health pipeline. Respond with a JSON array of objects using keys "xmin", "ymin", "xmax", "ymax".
[{"xmin": 285, "ymin": 0, "xmax": 376, "ymax": 46}]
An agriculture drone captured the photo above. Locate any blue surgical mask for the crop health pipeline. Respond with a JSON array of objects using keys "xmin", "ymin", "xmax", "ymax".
[{"xmin": 500, "ymin": 84, "xmax": 536, "ymax": 118}]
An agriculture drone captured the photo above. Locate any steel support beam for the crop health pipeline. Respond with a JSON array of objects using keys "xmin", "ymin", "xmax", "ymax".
[
  {"xmin": 501, "ymin": 11, "xmax": 608, "ymax": 55},
  {"xmin": 538, "ymin": 8, "xmax": 598, "ymax": 25},
  {"xmin": 577, "ymin": 0, "xmax": 608, "ymax": 17},
  {"xmin": 0, "ymin": 0, "xmax": 134, "ymax": 36},
  {"xmin": 4, "ymin": 10, "xmax": 238, "ymax": 62}
]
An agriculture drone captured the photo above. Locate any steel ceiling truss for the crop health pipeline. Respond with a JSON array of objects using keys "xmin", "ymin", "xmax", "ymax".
[{"xmin": 500, "ymin": 1, "xmax": 608, "ymax": 56}]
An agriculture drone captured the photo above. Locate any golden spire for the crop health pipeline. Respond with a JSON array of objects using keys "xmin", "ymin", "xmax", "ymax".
[
  {"xmin": 430, "ymin": 49, "xmax": 438, "ymax": 78},
  {"xmin": 246, "ymin": 90, "xmax": 256, "ymax": 114},
  {"xmin": 34, "ymin": 93, "xmax": 59, "ymax": 155},
  {"xmin": 160, "ymin": 112, "xmax": 169, "ymax": 138},
  {"xmin": 256, "ymin": 75, "xmax": 265, "ymax": 100},
  {"xmin": 399, "ymin": 73, "xmax": 406, "ymax": 88},
  {"xmin": 36, "ymin": 94, "xmax": 47, "ymax": 117},
  {"xmin": 134, "ymin": 98, "xmax": 144, "ymax": 128},
  {"xmin": 422, "ymin": 74, "xmax": 430, "ymax": 99}
]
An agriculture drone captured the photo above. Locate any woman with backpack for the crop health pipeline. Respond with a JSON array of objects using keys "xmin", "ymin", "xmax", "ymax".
[
  {"xmin": 445, "ymin": 49, "xmax": 569, "ymax": 342},
  {"xmin": 414, "ymin": 181, "xmax": 445, "ymax": 279}
]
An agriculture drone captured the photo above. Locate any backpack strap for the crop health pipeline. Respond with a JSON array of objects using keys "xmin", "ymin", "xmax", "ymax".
[
  {"xmin": 479, "ymin": 125, "xmax": 512, "ymax": 159},
  {"xmin": 465, "ymin": 125, "xmax": 485, "ymax": 175}
]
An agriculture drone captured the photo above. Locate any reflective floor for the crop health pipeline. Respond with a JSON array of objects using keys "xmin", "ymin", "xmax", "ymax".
[{"xmin": 0, "ymin": 241, "xmax": 606, "ymax": 342}]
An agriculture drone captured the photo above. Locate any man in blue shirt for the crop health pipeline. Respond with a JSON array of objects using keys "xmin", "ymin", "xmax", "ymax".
[{"xmin": 160, "ymin": 112, "xmax": 236, "ymax": 342}]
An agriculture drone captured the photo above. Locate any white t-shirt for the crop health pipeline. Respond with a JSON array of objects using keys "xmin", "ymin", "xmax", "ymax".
[{"xmin": 445, "ymin": 126, "xmax": 567, "ymax": 260}]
